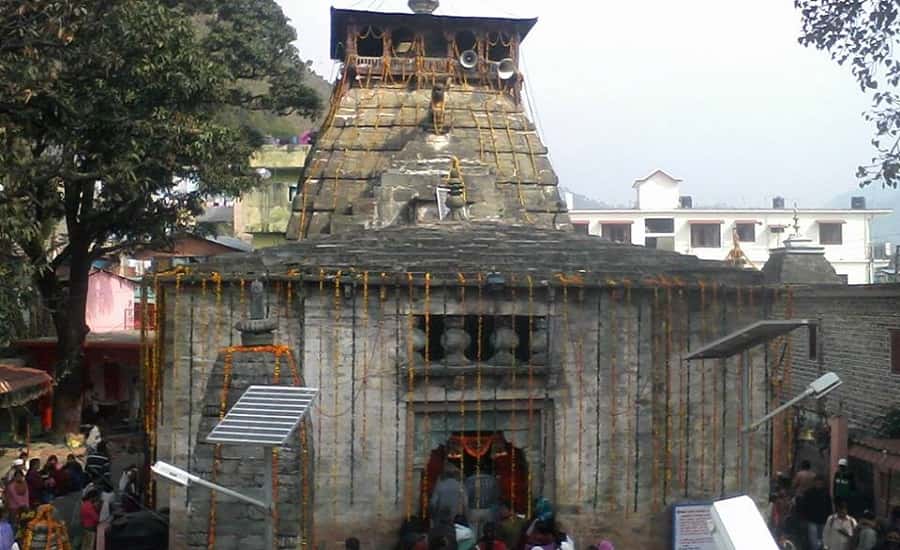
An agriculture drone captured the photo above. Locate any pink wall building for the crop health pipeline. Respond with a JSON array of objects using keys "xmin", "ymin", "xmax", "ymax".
[{"xmin": 85, "ymin": 269, "xmax": 137, "ymax": 333}]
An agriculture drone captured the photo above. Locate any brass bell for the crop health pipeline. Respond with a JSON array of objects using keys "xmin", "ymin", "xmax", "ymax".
[{"xmin": 798, "ymin": 427, "xmax": 816, "ymax": 442}]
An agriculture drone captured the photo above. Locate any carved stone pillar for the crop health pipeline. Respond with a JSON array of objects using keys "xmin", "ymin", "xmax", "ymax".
[
  {"xmin": 441, "ymin": 316, "xmax": 470, "ymax": 366},
  {"xmin": 529, "ymin": 317, "xmax": 548, "ymax": 365},
  {"xmin": 489, "ymin": 317, "xmax": 519, "ymax": 366},
  {"xmin": 407, "ymin": 326, "xmax": 426, "ymax": 366}
]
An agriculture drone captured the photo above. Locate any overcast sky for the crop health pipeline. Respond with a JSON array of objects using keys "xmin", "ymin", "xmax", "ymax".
[{"xmin": 275, "ymin": 0, "xmax": 876, "ymax": 208}]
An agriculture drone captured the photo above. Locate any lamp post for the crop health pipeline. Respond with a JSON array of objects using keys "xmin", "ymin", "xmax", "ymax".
[
  {"xmin": 740, "ymin": 371, "xmax": 842, "ymax": 492},
  {"xmin": 151, "ymin": 460, "xmax": 269, "ymax": 510}
]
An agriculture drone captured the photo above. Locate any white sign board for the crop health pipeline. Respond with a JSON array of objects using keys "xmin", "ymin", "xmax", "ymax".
[{"xmin": 672, "ymin": 503, "xmax": 717, "ymax": 550}]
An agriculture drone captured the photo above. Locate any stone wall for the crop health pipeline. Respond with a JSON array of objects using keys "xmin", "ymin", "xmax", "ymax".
[
  {"xmin": 781, "ymin": 286, "xmax": 900, "ymax": 431},
  {"xmin": 153, "ymin": 278, "xmax": 778, "ymax": 548}
]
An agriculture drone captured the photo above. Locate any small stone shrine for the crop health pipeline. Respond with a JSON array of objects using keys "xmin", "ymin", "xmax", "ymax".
[{"xmin": 186, "ymin": 280, "xmax": 312, "ymax": 549}]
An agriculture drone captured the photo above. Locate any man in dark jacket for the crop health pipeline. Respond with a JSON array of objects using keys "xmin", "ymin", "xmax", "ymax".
[
  {"xmin": 797, "ymin": 474, "xmax": 832, "ymax": 550},
  {"xmin": 833, "ymin": 458, "xmax": 857, "ymax": 513},
  {"xmin": 430, "ymin": 464, "xmax": 467, "ymax": 527}
]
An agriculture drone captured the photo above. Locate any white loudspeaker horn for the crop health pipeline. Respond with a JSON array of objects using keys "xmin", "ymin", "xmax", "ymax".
[
  {"xmin": 459, "ymin": 50, "xmax": 478, "ymax": 70},
  {"xmin": 496, "ymin": 58, "xmax": 516, "ymax": 80}
]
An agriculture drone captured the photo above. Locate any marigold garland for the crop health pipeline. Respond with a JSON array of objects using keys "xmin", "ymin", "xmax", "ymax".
[
  {"xmin": 575, "ymin": 285, "xmax": 585, "ymax": 503},
  {"xmin": 608, "ymin": 286, "xmax": 619, "ymax": 511},
  {"xmin": 331, "ymin": 271, "xmax": 342, "ymax": 520},
  {"xmin": 361, "ymin": 272, "xmax": 370, "ymax": 458},
  {"xmin": 457, "ymin": 273, "xmax": 468, "ymax": 495},
  {"xmin": 420, "ymin": 272, "xmax": 431, "ymax": 519},
  {"xmin": 404, "ymin": 272, "xmax": 415, "ymax": 519},
  {"xmin": 525, "ymin": 275, "xmax": 535, "ymax": 518},
  {"xmin": 698, "ymin": 281, "xmax": 708, "ymax": 493},
  {"xmin": 559, "ymin": 280, "xmax": 570, "ymax": 502}
]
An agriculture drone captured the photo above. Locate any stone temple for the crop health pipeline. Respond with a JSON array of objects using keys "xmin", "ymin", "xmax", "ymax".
[{"xmin": 146, "ymin": 3, "xmax": 816, "ymax": 548}]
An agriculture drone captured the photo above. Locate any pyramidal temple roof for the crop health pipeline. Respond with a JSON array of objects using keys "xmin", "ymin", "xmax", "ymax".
[{"xmin": 285, "ymin": 7, "xmax": 569, "ymax": 239}]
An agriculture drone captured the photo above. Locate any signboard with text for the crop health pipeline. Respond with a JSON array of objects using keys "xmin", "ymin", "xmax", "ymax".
[{"xmin": 672, "ymin": 502, "xmax": 717, "ymax": 550}]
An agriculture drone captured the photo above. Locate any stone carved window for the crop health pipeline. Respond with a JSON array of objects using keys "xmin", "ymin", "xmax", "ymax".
[{"xmin": 414, "ymin": 314, "xmax": 545, "ymax": 366}]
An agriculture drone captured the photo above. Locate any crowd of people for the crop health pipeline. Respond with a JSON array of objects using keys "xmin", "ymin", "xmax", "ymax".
[
  {"xmin": 388, "ymin": 464, "xmax": 615, "ymax": 550},
  {"xmin": 770, "ymin": 458, "xmax": 900, "ymax": 550},
  {"xmin": 0, "ymin": 427, "xmax": 141, "ymax": 550}
]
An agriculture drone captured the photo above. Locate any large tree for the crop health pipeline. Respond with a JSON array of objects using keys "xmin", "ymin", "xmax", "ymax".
[
  {"xmin": 0, "ymin": 0, "xmax": 320, "ymax": 432},
  {"xmin": 796, "ymin": 0, "xmax": 900, "ymax": 187}
]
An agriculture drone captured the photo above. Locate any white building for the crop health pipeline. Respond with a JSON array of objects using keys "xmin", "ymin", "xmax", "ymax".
[{"xmin": 567, "ymin": 170, "xmax": 892, "ymax": 284}]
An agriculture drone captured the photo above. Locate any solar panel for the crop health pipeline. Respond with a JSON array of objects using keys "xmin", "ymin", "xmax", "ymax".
[{"xmin": 207, "ymin": 385, "xmax": 319, "ymax": 446}]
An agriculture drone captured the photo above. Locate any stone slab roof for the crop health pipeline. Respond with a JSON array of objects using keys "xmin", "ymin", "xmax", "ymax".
[{"xmin": 199, "ymin": 222, "xmax": 761, "ymax": 286}]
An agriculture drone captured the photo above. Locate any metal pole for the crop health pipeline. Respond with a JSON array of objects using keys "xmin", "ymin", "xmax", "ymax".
[
  {"xmin": 189, "ymin": 475, "xmax": 269, "ymax": 510},
  {"xmin": 741, "ymin": 353, "xmax": 750, "ymax": 493},
  {"xmin": 265, "ymin": 446, "xmax": 274, "ymax": 550},
  {"xmin": 745, "ymin": 388, "xmax": 813, "ymax": 433}
]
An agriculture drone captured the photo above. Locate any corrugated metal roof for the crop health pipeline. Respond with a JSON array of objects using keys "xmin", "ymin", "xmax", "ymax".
[{"xmin": 0, "ymin": 363, "xmax": 53, "ymax": 408}]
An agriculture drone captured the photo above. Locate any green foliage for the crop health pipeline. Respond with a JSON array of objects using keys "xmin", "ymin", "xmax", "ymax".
[
  {"xmin": 875, "ymin": 407, "xmax": 900, "ymax": 438},
  {"xmin": 796, "ymin": 0, "xmax": 900, "ymax": 187},
  {"xmin": 0, "ymin": 0, "xmax": 321, "ymax": 381}
]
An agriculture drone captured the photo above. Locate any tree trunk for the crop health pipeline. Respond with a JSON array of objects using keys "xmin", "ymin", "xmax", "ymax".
[{"xmin": 35, "ymin": 245, "xmax": 91, "ymax": 435}]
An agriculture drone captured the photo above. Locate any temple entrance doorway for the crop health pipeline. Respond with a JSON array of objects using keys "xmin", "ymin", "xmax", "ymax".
[{"xmin": 421, "ymin": 431, "xmax": 530, "ymax": 523}]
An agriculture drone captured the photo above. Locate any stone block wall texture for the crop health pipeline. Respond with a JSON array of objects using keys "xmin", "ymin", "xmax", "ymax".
[
  {"xmin": 780, "ymin": 287, "xmax": 900, "ymax": 431},
  {"xmin": 154, "ymin": 279, "xmax": 778, "ymax": 548}
]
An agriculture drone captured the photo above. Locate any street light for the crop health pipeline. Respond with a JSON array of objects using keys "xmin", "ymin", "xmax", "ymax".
[
  {"xmin": 151, "ymin": 460, "xmax": 269, "ymax": 511},
  {"xmin": 745, "ymin": 371, "xmax": 842, "ymax": 432},
  {"xmin": 737, "ymin": 371, "xmax": 842, "ymax": 495}
]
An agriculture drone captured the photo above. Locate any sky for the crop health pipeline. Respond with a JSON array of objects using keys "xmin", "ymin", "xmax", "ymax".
[{"xmin": 275, "ymin": 0, "xmax": 878, "ymax": 209}]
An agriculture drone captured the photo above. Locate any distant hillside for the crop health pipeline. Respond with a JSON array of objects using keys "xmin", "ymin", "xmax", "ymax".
[
  {"xmin": 560, "ymin": 187, "xmax": 615, "ymax": 209},
  {"xmin": 219, "ymin": 66, "xmax": 333, "ymax": 140},
  {"xmin": 826, "ymin": 187, "xmax": 900, "ymax": 241}
]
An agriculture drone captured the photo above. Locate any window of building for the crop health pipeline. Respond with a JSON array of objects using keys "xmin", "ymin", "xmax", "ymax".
[
  {"xmin": 391, "ymin": 28, "xmax": 416, "ymax": 56},
  {"xmin": 808, "ymin": 325, "xmax": 818, "ymax": 361},
  {"xmin": 769, "ymin": 225, "xmax": 786, "ymax": 234},
  {"xmin": 645, "ymin": 236, "xmax": 675, "ymax": 251},
  {"xmin": 423, "ymin": 30, "xmax": 449, "ymax": 57},
  {"xmin": 819, "ymin": 223, "xmax": 843, "ymax": 245},
  {"xmin": 487, "ymin": 32, "xmax": 512, "ymax": 61},
  {"xmin": 601, "ymin": 223, "xmax": 631, "ymax": 243},
  {"xmin": 645, "ymin": 218, "xmax": 674, "ymax": 234},
  {"xmin": 418, "ymin": 315, "xmax": 537, "ymax": 364},
  {"xmin": 455, "ymin": 30, "xmax": 478, "ymax": 53},
  {"xmin": 690, "ymin": 223, "xmax": 721, "ymax": 248},
  {"xmin": 735, "ymin": 222, "xmax": 756, "ymax": 243},
  {"xmin": 572, "ymin": 222, "xmax": 590, "ymax": 235},
  {"xmin": 357, "ymin": 27, "xmax": 385, "ymax": 57},
  {"xmin": 892, "ymin": 329, "xmax": 900, "ymax": 373}
]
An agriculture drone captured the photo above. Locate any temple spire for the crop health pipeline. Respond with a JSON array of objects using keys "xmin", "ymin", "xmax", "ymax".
[{"xmin": 408, "ymin": 0, "xmax": 439, "ymax": 14}]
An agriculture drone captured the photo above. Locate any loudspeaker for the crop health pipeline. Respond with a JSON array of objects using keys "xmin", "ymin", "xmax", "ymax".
[
  {"xmin": 496, "ymin": 58, "xmax": 516, "ymax": 80},
  {"xmin": 459, "ymin": 50, "xmax": 478, "ymax": 70}
]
